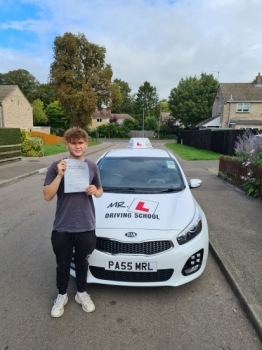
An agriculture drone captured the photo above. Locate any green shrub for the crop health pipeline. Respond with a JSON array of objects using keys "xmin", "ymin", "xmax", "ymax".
[
  {"xmin": 21, "ymin": 137, "xmax": 43, "ymax": 157},
  {"xmin": 21, "ymin": 130, "xmax": 31, "ymax": 143},
  {"xmin": 0, "ymin": 128, "xmax": 22, "ymax": 160}
]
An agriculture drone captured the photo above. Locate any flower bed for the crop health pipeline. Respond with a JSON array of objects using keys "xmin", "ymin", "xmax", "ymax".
[{"xmin": 219, "ymin": 155, "xmax": 262, "ymax": 198}]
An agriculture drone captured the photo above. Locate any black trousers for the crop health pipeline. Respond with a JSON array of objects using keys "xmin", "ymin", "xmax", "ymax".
[{"xmin": 51, "ymin": 230, "xmax": 97, "ymax": 294}]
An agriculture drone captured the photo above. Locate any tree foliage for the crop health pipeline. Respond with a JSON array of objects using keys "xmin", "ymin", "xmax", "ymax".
[
  {"xmin": 32, "ymin": 99, "xmax": 48, "ymax": 125},
  {"xmin": 0, "ymin": 69, "xmax": 40, "ymax": 103},
  {"xmin": 122, "ymin": 117, "xmax": 140, "ymax": 131},
  {"xmin": 36, "ymin": 83, "xmax": 56, "ymax": 107},
  {"xmin": 49, "ymin": 32, "xmax": 113, "ymax": 128},
  {"xmin": 159, "ymin": 99, "xmax": 170, "ymax": 112},
  {"xmin": 96, "ymin": 122, "xmax": 128, "ymax": 138},
  {"xmin": 168, "ymin": 73, "xmax": 218, "ymax": 128},
  {"xmin": 111, "ymin": 78, "xmax": 134, "ymax": 114},
  {"xmin": 144, "ymin": 116, "xmax": 158, "ymax": 131},
  {"xmin": 45, "ymin": 101, "xmax": 70, "ymax": 131},
  {"xmin": 110, "ymin": 83, "xmax": 122, "ymax": 112},
  {"xmin": 135, "ymin": 81, "xmax": 159, "ymax": 118}
]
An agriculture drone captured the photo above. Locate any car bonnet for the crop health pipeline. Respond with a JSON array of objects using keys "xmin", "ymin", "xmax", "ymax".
[{"xmin": 94, "ymin": 190, "xmax": 196, "ymax": 231}]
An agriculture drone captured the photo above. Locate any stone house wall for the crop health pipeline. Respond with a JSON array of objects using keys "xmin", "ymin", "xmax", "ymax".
[
  {"xmin": 222, "ymin": 102, "xmax": 262, "ymax": 129},
  {"xmin": 2, "ymin": 87, "xmax": 33, "ymax": 129},
  {"xmin": 89, "ymin": 118, "xmax": 109, "ymax": 130}
]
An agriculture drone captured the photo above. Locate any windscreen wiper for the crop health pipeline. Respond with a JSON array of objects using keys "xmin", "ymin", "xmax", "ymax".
[
  {"xmin": 103, "ymin": 187, "xmax": 136, "ymax": 193},
  {"xmin": 157, "ymin": 188, "xmax": 184, "ymax": 193}
]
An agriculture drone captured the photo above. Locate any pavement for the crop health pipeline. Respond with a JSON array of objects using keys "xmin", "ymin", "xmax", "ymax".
[{"xmin": 0, "ymin": 141, "xmax": 262, "ymax": 343}]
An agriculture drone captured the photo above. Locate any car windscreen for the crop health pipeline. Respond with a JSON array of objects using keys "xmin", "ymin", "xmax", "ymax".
[{"xmin": 97, "ymin": 156, "xmax": 185, "ymax": 193}]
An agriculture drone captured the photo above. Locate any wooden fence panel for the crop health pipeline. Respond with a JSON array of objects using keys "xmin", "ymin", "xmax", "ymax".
[
  {"xmin": 178, "ymin": 129, "xmax": 258, "ymax": 156},
  {"xmin": 30, "ymin": 132, "xmax": 65, "ymax": 145},
  {"xmin": 219, "ymin": 155, "xmax": 262, "ymax": 196}
]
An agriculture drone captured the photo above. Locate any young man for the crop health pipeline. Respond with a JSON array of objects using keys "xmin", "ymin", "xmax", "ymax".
[{"xmin": 43, "ymin": 127, "xmax": 103, "ymax": 318}]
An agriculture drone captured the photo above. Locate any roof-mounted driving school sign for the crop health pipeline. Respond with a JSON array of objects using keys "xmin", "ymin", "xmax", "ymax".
[{"xmin": 126, "ymin": 138, "xmax": 153, "ymax": 149}]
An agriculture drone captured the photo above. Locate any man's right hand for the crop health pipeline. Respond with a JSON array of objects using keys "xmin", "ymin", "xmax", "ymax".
[{"xmin": 57, "ymin": 159, "xmax": 67, "ymax": 177}]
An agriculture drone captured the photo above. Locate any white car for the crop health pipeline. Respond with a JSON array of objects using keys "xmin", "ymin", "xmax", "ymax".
[{"xmin": 70, "ymin": 138, "xmax": 209, "ymax": 287}]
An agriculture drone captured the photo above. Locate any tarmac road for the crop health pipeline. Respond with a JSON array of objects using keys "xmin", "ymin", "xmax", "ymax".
[{"xmin": 0, "ymin": 141, "xmax": 261, "ymax": 349}]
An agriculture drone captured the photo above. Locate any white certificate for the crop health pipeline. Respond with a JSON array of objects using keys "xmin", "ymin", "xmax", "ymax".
[{"xmin": 64, "ymin": 159, "xmax": 89, "ymax": 193}]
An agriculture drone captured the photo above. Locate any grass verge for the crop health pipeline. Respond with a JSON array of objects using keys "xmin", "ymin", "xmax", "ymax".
[
  {"xmin": 165, "ymin": 142, "xmax": 220, "ymax": 161},
  {"xmin": 43, "ymin": 141, "xmax": 101, "ymax": 156}
]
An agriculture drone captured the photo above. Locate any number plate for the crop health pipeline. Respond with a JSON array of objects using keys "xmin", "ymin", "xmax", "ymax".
[{"xmin": 105, "ymin": 261, "xmax": 157, "ymax": 272}]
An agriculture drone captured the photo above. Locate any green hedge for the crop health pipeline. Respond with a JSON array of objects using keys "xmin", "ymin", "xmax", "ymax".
[
  {"xmin": 0, "ymin": 128, "xmax": 22, "ymax": 160},
  {"xmin": 0, "ymin": 128, "xmax": 21, "ymax": 145}
]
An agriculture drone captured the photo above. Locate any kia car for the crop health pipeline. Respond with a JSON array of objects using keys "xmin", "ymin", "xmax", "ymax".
[{"xmin": 70, "ymin": 138, "xmax": 209, "ymax": 287}]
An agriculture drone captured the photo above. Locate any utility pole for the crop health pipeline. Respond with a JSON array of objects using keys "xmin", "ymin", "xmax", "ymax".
[
  {"xmin": 158, "ymin": 104, "xmax": 161, "ymax": 139},
  {"xmin": 142, "ymin": 108, "xmax": 145, "ymax": 137}
]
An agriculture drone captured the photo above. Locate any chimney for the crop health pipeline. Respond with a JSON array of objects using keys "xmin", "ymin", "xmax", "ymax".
[{"xmin": 256, "ymin": 72, "xmax": 262, "ymax": 85}]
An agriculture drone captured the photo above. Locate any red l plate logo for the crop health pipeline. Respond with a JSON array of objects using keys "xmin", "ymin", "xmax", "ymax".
[{"xmin": 135, "ymin": 201, "xmax": 149, "ymax": 212}]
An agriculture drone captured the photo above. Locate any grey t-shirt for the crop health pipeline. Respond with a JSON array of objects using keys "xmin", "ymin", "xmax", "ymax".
[{"xmin": 44, "ymin": 158, "xmax": 102, "ymax": 232}]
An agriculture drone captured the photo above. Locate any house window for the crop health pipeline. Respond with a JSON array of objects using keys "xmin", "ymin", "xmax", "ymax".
[
  {"xmin": 237, "ymin": 103, "xmax": 250, "ymax": 112},
  {"xmin": 97, "ymin": 118, "xmax": 102, "ymax": 122}
]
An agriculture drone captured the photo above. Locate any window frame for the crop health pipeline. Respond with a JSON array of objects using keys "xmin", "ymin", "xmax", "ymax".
[{"xmin": 236, "ymin": 103, "xmax": 250, "ymax": 112}]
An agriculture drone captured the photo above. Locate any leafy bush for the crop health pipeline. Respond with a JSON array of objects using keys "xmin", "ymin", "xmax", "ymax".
[
  {"xmin": 21, "ymin": 137, "xmax": 43, "ymax": 157},
  {"xmin": 21, "ymin": 130, "xmax": 31, "ymax": 143}
]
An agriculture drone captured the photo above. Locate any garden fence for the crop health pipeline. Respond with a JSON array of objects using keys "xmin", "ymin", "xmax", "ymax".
[
  {"xmin": 30, "ymin": 132, "xmax": 64, "ymax": 145},
  {"xmin": 219, "ymin": 155, "xmax": 262, "ymax": 197}
]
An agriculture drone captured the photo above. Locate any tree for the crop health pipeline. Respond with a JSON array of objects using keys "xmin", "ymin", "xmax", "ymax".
[
  {"xmin": 144, "ymin": 116, "xmax": 158, "ymax": 131},
  {"xmin": 32, "ymin": 99, "xmax": 48, "ymax": 125},
  {"xmin": 134, "ymin": 81, "xmax": 159, "ymax": 118},
  {"xmin": 96, "ymin": 122, "xmax": 128, "ymax": 138},
  {"xmin": 111, "ymin": 78, "xmax": 134, "ymax": 114},
  {"xmin": 159, "ymin": 99, "xmax": 170, "ymax": 112},
  {"xmin": 45, "ymin": 101, "xmax": 70, "ymax": 131},
  {"xmin": 36, "ymin": 83, "xmax": 56, "ymax": 107},
  {"xmin": 49, "ymin": 32, "xmax": 113, "ymax": 128},
  {"xmin": 122, "ymin": 117, "xmax": 140, "ymax": 131},
  {"xmin": 110, "ymin": 83, "xmax": 122, "ymax": 112},
  {"xmin": 168, "ymin": 73, "xmax": 218, "ymax": 128},
  {"xmin": 0, "ymin": 69, "xmax": 40, "ymax": 103}
]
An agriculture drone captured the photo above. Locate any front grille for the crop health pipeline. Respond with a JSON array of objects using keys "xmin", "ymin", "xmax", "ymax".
[
  {"xmin": 96, "ymin": 238, "xmax": 173, "ymax": 255},
  {"xmin": 89, "ymin": 266, "xmax": 174, "ymax": 282}
]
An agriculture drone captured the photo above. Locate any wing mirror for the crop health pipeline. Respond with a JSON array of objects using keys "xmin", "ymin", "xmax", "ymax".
[{"xmin": 189, "ymin": 179, "xmax": 202, "ymax": 189}]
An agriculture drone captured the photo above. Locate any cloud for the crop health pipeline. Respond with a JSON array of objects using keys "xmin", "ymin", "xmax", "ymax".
[{"xmin": 0, "ymin": 0, "xmax": 262, "ymax": 99}]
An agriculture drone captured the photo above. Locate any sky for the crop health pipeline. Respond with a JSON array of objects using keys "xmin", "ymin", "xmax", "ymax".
[{"xmin": 0, "ymin": 0, "xmax": 262, "ymax": 100}]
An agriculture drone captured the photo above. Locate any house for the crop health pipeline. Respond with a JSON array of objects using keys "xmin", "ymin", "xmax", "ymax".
[
  {"xmin": 89, "ymin": 109, "xmax": 133, "ymax": 130},
  {"xmin": 160, "ymin": 112, "xmax": 180, "ymax": 127},
  {"xmin": 199, "ymin": 73, "xmax": 262, "ymax": 129},
  {"xmin": 0, "ymin": 85, "xmax": 33, "ymax": 129}
]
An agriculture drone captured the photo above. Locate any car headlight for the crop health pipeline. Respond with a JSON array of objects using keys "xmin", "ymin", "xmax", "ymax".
[{"xmin": 177, "ymin": 208, "xmax": 202, "ymax": 245}]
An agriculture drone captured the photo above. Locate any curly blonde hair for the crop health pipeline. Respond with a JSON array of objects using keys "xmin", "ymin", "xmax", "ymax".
[{"xmin": 64, "ymin": 127, "xmax": 88, "ymax": 143}]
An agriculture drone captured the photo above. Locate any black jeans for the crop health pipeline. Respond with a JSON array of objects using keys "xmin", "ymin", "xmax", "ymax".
[{"xmin": 51, "ymin": 230, "xmax": 97, "ymax": 294}]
